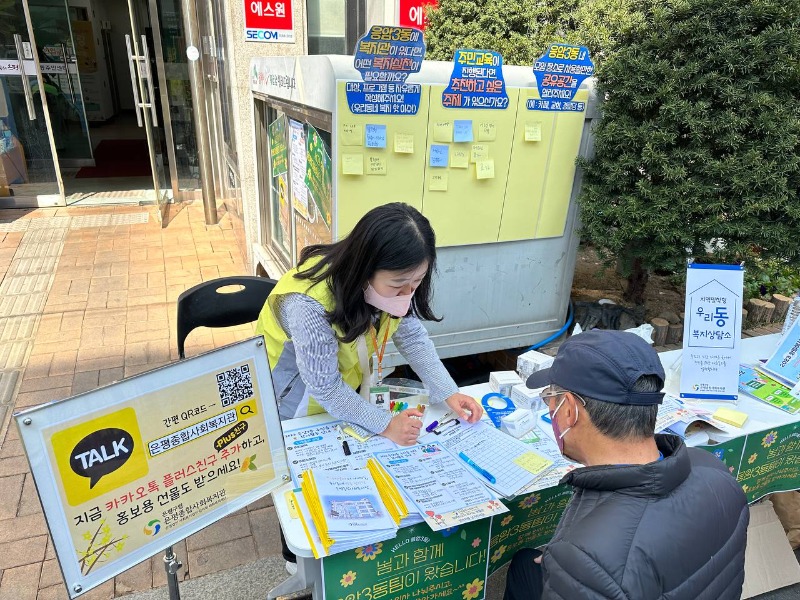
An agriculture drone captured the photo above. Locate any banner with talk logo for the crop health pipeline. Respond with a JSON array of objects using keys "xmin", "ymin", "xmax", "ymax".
[{"xmin": 16, "ymin": 338, "xmax": 288, "ymax": 598}]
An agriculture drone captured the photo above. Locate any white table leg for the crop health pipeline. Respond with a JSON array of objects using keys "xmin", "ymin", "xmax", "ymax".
[{"xmin": 266, "ymin": 556, "xmax": 321, "ymax": 600}]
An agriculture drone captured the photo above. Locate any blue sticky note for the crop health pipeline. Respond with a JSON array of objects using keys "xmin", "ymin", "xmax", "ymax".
[
  {"xmin": 430, "ymin": 145, "xmax": 449, "ymax": 167},
  {"xmin": 365, "ymin": 124, "xmax": 387, "ymax": 149},
  {"xmin": 453, "ymin": 120, "xmax": 473, "ymax": 142}
]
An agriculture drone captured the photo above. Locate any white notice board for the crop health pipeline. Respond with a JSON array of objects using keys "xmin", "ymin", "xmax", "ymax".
[{"xmin": 15, "ymin": 337, "xmax": 288, "ymax": 598}]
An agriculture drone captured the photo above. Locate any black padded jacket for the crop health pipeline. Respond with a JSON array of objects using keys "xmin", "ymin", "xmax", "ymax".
[{"xmin": 541, "ymin": 434, "xmax": 749, "ymax": 599}]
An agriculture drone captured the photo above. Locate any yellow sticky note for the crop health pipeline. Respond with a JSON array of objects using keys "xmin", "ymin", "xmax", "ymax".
[
  {"xmin": 470, "ymin": 144, "xmax": 489, "ymax": 163},
  {"xmin": 451, "ymin": 148, "xmax": 469, "ymax": 169},
  {"xmin": 713, "ymin": 407, "xmax": 748, "ymax": 428},
  {"xmin": 394, "ymin": 133, "xmax": 414, "ymax": 154},
  {"xmin": 285, "ymin": 490, "xmax": 300, "ymax": 519},
  {"xmin": 478, "ymin": 122, "xmax": 496, "ymax": 141},
  {"xmin": 367, "ymin": 156, "xmax": 387, "ymax": 175},
  {"xmin": 525, "ymin": 121, "xmax": 543, "ymax": 142},
  {"xmin": 433, "ymin": 121, "xmax": 453, "ymax": 143},
  {"xmin": 342, "ymin": 154, "xmax": 363, "ymax": 175},
  {"xmin": 513, "ymin": 451, "xmax": 553, "ymax": 475},
  {"xmin": 476, "ymin": 159, "xmax": 495, "ymax": 180},
  {"xmin": 429, "ymin": 172, "xmax": 448, "ymax": 191},
  {"xmin": 341, "ymin": 124, "xmax": 363, "ymax": 146}
]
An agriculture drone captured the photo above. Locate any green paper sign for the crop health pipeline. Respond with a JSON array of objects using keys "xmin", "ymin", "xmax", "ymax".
[
  {"xmin": 323, "ymin": 519, "xmax": 491, "ymax": 600},
  {"xmin": 269, "ymin": 116, "xmax": 288, "ymax": 177},
  {"xmin": 305, "ymin": 125, "xmax": 332, "ymax": 229},
  {"xmin": 736, "ymin": 422, "xmax": 800, "ymax": 502},
  {"xmin": 698, "ymin": 435, "xmax": 747, "ymax": 479}
]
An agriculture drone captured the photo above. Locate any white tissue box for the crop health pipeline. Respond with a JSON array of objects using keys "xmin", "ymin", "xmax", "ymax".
[
  {"xmin": 510, "ymin": 384, "xmax": 544, "ymax": 412},
  {"xmin": 516, "ymin": 350, "xmax": 555, "ymax": 382},
  {"xmin": 501, "ymin": 409, "xmax": 536, "ymax": 438},
  {"xmin": 489, "ymin": 371, "xmax": 523, "ymax": 397}
]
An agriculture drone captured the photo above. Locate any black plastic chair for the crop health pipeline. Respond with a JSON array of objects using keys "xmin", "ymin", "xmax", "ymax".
[{"xmin": 176, "ymin": 275, "xmax": 277, "ymax": 359}]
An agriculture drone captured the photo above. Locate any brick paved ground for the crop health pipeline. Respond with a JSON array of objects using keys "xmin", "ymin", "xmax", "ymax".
[{"xmin": 0, "ymin": 204, "xmax": 284, "ymax": 599}]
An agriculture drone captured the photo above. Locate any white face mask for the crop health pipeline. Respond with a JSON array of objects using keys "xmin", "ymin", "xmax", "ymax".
[{"xmin": 363, "ymin": 283, "xmax": 414, "ymax": 317}]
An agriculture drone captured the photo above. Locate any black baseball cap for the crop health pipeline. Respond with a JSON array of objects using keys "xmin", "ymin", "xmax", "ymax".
[{"xmin": 526, "ymin": 330, "xmax": 665, "ymax": 405}]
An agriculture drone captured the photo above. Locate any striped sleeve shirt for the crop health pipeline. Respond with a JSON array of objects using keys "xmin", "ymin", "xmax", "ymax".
[{"xmin": 276, "ymin": 293, "xmax": 459, "ymax": 433}]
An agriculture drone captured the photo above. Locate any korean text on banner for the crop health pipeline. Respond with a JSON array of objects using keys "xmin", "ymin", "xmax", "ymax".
[
  {"xmin": 244, "ymin": 0, "xmax": 294, "ymax": 43},
  {"xmin": 442, "ymin": 49, "xmax": 509, "ymax": 110},
  {"xmin": 15, "ymin": 338, "xmax": 288, "ymax": 599},
  {"xmin": 530, "ymin": 44, "xmax": 594, "ymax": 113},
  {"xmin": 679, "ymin": 263, "xmax": 744, "ymax": 400}
]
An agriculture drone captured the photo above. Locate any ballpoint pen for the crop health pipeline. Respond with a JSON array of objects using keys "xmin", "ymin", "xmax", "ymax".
[{"xmin": 458, "ymin": 451, "xmax": 497, "ymax": 484}]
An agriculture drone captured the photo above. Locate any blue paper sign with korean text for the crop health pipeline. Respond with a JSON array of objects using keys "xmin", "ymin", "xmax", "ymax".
[
  {"xmin": 529, "ymin": 44, "xmax": 594, "ymax": 113},
  {"xmin": 347, "ymin": 25, "xmax": 425, "ymax": 115},
  {"xmin": 680, "ymin": 263, "xmax": 744, "ymax": 401},
  {"xmin": 442, "ymin": 49, "xmax": 509, "ymax": 110}
]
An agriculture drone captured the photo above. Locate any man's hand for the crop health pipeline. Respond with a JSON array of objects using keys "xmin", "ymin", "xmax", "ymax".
[
  {"xmin": 445, "ymin": 393, "xmax": 483, "ymax": 423},
  {"xmin": 382, "ymin": 409, "xmax": 424, "ymax": 445}
]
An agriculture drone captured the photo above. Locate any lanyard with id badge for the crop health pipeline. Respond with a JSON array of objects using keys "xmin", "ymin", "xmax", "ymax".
[{"xmin": 368, "ymin": 322, "xmax": 392, "ymax": 408}]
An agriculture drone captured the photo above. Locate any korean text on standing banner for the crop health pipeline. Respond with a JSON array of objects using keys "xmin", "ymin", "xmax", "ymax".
[{"xmin": 15, "ymin": 338, "xmax": 287, "ymax": 598}]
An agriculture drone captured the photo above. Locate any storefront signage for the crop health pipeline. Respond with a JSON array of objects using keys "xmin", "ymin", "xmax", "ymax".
[
  {"xmin": 680, "ymin": 263, "xmax": 744, "ymax": 400},
  {"xmin": 323, "ymin": 519, "xmax": 490, "ymax": 600},
  {"xmin": 244, "ymin": 0, "xmax": 295, "ymax": 43},
  {"xmin": 398, "ymin": 0, "xmax": 438, "ymax": 30},
  {"xmin": 530, "ymin": 44, "xmax": 594, "ymax": 112},
  {"xmin": 442, "ymin": 49, "xmax": 509, "ymax": 109},
  {"xmin": 16, "ymin": 339, "xmax": 288, "ymax": 598},
  {"xmin": 347, "ymin": 26, "xmax": 425, "ymax": 115}
]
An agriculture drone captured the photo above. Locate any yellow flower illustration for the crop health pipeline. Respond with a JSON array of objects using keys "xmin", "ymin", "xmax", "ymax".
[
  {"xmin": 355, "ymin": 542, "xmax": 383, "ymax": 561},
  {"xmin": 340, "ymin": 570, "xmax": 357, "ymax": 587},
  {"xmin": 490, "ymin": 544, "xmax": 507, "ymax": 564},
  {"xmin": 748, "ymin": 453, "xmax": 758, "ymax": 464},
  {"xmin": 501, "ymin": 515, "xmax": 514, "ymax": 527},
  {"xmin": 462, "ymin": 578, "xmax": 484, "ymax": 600},
  {"xmin": 742, "ymin": 484, "xmax": 749, "ymax": 493},
  {"xmin": 761, "ymin": 430, "xmax": 778, "ymax": 448}
]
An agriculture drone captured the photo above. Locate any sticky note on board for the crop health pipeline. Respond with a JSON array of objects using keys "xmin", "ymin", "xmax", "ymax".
[
  {"xmin": 429, "ymin": 145, "xmax": 449, "ymax": 168},
  {"xmin": 713, "ymin": 407, "xmax": 748, "ymax": 428},
  {"xmin": 476, "ymin": 159, "xmax": 495, "ymax": 180},
  {"xmin": 471, "ymin": 144, "xmax": 489, "ymax": 163},
  {"xmin": 365, "ymin": 124, "xmax": 387, "ymax": 149},
  {"xmin": 429, "ymin": 172, "xmax": 448, "ymax": 191},
  {"xmin": 453, "ymin": 120, "xmax": 473, "ymax": 142},
  {"xmin": 513, "ymin": 451, "xmax": 553, "ymax": 475},
  {"xmin": 433, "ymin": 121, "xmax": 453, "ymax": 143},
  {"xmin": 342, "ymin": 154, "xmax": 364, "ymax": 175},
  {"xmin": 478, "ymin": 122, "xmax": 496, "ymax": 141},
  {"xmin": 525, "ymin": 121, "xmax": 543, "ymax": 142},
  {"xmin": 451, "ymin": 148, "xmax": 469, "ymax": 169},
  {"xmin": 394, "ymin": 133, "xmax": 414, "ymax": 154},
  {"xmin": 367, "ymin": 156, "xmax": 387, "ymax": 175},
  {"xmin": 341, "ymin": 124, "xmax": 363, "ymax": 146}
]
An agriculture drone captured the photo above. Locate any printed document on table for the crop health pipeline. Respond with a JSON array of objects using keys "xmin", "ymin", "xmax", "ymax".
[
  {"xmin": 312, "ymin": 470, "xmax": 396, "ymax": 533},
  {"xmin": 419, "ymin": 420, "xmax": 553, "ymax": 498},
  {"xmin": 373, "ymin": 442, "xmax": 507, "ymax": 531},
  {"xmin": 283, "ymin": 421, "xmax": 397, "ymax": 485}
]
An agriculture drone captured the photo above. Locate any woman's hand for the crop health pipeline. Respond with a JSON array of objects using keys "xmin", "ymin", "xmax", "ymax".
[
  {"xmin": 382, "ymin": 408, "xmax": 424, "ymax": 445},
  {"xmin": 445, "ymin": 393, "xmax": 483, "ymax": 423}
]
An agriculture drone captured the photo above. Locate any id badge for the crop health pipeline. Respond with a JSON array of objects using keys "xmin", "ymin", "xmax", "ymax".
[{"xmin": 369, "ymin": 385, "xmax": 390, "ymax": 409}]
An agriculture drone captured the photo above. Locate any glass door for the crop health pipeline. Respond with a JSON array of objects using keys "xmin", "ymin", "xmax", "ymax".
[
  {"xmin": 125, "ymin": 0, "xmax": 171, "ymax": 220},
  {"xmin": 0, "ymin": 0, "xmax": 64, "ymax": 208}
]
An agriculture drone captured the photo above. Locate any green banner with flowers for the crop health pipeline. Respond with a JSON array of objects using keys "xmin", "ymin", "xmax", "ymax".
[
  {"xmin": 322, "ymin": 519, "xmax": 491, "ymax": 600},
  {"xmin": 486, "ymin": 485, "xmax": 573, "ymax": 576},
  {"xmin": 699, "ymin": 435, "xmax": 747, "ymax": 479},
  {"xmin": 736, "ymin": 422, "xmax": 800, "ymax": 502}
]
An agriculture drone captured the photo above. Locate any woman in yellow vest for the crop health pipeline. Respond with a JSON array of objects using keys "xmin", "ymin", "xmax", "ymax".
[{"xmin": 256, "ymin": 202, "xmax": 482, "ymax": 445}]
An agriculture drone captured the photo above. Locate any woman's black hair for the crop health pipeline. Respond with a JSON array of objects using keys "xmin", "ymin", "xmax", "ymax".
[{"xmin": 295, "ymin": 202, "xmax": 440, "ymax": 343}]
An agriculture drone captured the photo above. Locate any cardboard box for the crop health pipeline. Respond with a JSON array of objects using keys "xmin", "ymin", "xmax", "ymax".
[
  {"xmin": 489, "ymin": 371, "xmax": 523, "ymax": 397},
  {"xmin": 742, "ymin": 499, "xmax": 800, "ymax": 598}
]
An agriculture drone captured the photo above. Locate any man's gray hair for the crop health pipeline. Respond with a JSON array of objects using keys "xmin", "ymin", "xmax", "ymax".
[{"xmin": 580, "ymin": 375, "xmax": 661, "ymax": 439}]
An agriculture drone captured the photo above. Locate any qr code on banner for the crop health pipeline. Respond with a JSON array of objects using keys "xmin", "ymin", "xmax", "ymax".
[{"xmin": 216, "ymin": 364, "xmax": 254, "ymax": 407}]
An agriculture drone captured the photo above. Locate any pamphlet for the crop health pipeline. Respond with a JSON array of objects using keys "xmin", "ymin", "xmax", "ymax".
[
  {"xmin": 738, "ymin": 364, "xmax": 800, "ymax": 414},
  {"xmin": 763, "ymin": 318, "xmax": 800, "ymax": 385}
]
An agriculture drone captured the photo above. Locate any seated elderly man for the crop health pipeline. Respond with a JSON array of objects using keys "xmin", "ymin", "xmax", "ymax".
[{"xmin": 505, "ymin": 330, "xmax": 748, "ymax": 600}]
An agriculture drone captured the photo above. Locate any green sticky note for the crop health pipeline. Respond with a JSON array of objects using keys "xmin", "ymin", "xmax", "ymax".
[
  {"xmin": 342, "ymin": 153, "xmax": 364, "ymax": 175},
  {"xmin": 451, "ymin": 148, "xmax": 469, "ymax": 169},
  {"xmin": 394, "ymin": 133, "xmax": 414, "ymax": 154},
  {"xmin": 429, "ymin": 172, "xmax": 448, "ymax": 191},
  {"xmin": 341, "ymin": 124, "xmax": 363, "ymax": 146},
  {"xmin": 476, "ymin": 159, "xmax": 495, "ymax": 180}
]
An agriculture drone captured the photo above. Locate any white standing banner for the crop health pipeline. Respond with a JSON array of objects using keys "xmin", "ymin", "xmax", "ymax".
[{"xmin": 680, "ymin": 263, "xmax": 744, "ymax": 401}]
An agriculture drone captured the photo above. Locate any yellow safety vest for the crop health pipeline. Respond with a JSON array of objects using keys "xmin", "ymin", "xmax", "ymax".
[{"xmin": 255, "ymin": 257, "xmax": 402, "ymax": 416}]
